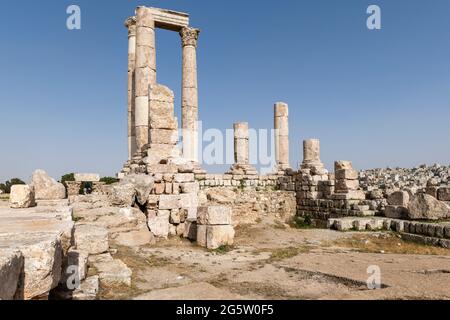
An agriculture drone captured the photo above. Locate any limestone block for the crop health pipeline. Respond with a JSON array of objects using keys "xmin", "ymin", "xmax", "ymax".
[
  {"xmin": 169, "ymin": 224, "xmax": 177, "ymax": 237},
  {"xmin": 205, "ymin": 188, "xmax": 235, "ymax": 204},
  {"xmin": 175, "ymin": 173, "xmax": 195, "ymax": 183},
  {"xmin": 121, "ymin": 174, "xmax": 154, "ymax": 206},
  {"xmin": 438, "ymin": 187, "xmax": 450, "ymax": 201},
  {"xmin": 9, "ymin": 185, "xmax": 35, "ymax": 208},
  {"xmin": 74, "ymin": 173, "xmax": 100, "ymax": 182},
  {"xmin": 197, "ymin": 206, "xmax": 232, "ymax": 225},
  {"xmin": 335, "ymin": 169, "xmax": 358, "ymax": 180},
  {"xmin": 60, "ymin": 249, "xmax": 89, "ymax": 288},
  {"xmin": 335, "ymin": 161, "xmax": 353, "ymax": 171},
  {"xmin": 31, "ymin": 170, "xmax": 66, "ymax": 200},
  {"xmin": 148, "ymin": 213, "xmax": 169, "ymax": 238},
  {"xmin": 384, "ymin": 205, "xmax": 409, "ymax": 219},
  {"xmin": 72, "ymin": 275, "xmax": 99, "ymax": 300},
  {"xmin": 196, "ymin": 224, "xmax": 207, "ymax": 247},
  {"xmin": 170, "ymin": 209, "xmax": 186, "ymax": 224},
  {"xmin": 74, "ymin": 224, "xmax": 109, "ymax": 255},
  {"xmin": 150, "ymin": 84, "xmax": 174, "ymax": 103},
  {"xmin": 183, "ymin": 220, "xmax": 197, "ymax": 240},
  {"xmin": 334, "ymin": 218, "xmax": 354, "ymax": 231},
  {"xmin": 180, "ymin": 182, "xmax": 199, "ymax": 194},
  {"xmin": 159, "ymin": 195, "xmax": 181, "ymax": 210},
  {"xmin": 206, "ymin": 225, "xmax": 235, "ymax": 250},
  {"xmin": 180, "ymin": 193, "xmax": 198, "ymax": 208},
  {"xmin": 407, "ymin": 193, "xmax": 450, "ymax": 220},
  {"xmin": 113, "ymin": 227, "xmax": 155, "ymax": 247},
  {"xmin": 0, "ymin": 232, "xmax": 63, "ymax": 300},
  {"xmin": 387, "ymin": 191, "xmax": 410, "ymax": 207},
  {"xmin": 0, "ymin": 249, "xmax": 23, "ymax": 300},
  {"xmin": 108, "ymin": 182, "xmax": 136, "ymax": 207},
  {"xmin": 91, "ymin": 256, "xmax": 132, "ymax": 287},
  {"xmin": 149, "ymin": 129, "xmax": 178, "ymax": 144},
  {"xmin": 149, "ymin": 115, "xmax": 178, "ymax": 130},
  {"xmin": 335, "ymin": 179, "xmax": 360, "ymax": 191}
]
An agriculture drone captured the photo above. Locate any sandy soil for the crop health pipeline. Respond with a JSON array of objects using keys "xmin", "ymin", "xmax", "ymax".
[{"xmin": 101, "ymin": 217, "xmax": 450, "ymax": 300}]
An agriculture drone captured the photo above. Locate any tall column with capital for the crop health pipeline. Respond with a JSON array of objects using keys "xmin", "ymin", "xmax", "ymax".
[
  {"xmin": 125, "ymin": 17, "xmax": 137, "ymax": 160},
  {"xmin": 134, "ymin": 7, "xmax": 156, "ymax": 153},
  {"xmin": 180, "ymin": 27, "xmax": 200, "ymax": 162}
]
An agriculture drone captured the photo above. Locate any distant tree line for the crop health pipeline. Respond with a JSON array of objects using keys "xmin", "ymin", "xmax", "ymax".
[{"xmin": 0, "ymin": 178, "xmax": 26, "ymax": 194}]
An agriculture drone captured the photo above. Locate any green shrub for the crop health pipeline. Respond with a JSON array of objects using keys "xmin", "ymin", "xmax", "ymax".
[
  {"xmin": 1, "ymin": 178, "xmax": 25, "ymax": 193},
  {"xmin": 100, "ymin": 177, "xmax": 119, "ymax": 185}
]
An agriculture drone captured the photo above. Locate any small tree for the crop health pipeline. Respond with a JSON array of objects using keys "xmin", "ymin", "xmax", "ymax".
[
  {"xmin": 61, "ymin": 173, "xmax": 75, "ymax": 188},
  {"xmin": 3, "ymin": 178, "xmax": 26, "ymax": 193}
]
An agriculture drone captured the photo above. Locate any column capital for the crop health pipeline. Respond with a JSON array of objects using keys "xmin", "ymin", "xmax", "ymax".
[
  {"xmin": 180, "ymin": 27, "xmax": 200, "ymax": 47},
  {"xmin": 124, "ymin": 17, "xmax": 137, "ymax": 37}
]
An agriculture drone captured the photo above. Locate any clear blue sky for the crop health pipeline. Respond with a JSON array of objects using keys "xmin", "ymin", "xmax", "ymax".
[{"xmin": 1, "ymin": 0, "xmax": 450, "ymax": 182}]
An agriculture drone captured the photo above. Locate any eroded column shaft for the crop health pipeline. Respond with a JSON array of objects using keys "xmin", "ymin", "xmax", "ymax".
[
  {"xmin": 274, "ymin": 102, "xmax": 290, "ymax": 169},
  {"xmin": 125, "ymin": 17, "xmax": 137, "ymax": 160},
  {"xmin": 234, "ymin": 122, "xmax": 249, "ymax": 165},
  {"xmin": 134, "ymin": 7, "xmax": 156, "ymax": 153}
]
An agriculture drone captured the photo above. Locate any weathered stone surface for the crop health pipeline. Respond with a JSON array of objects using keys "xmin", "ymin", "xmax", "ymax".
[
  {"xmin": 438, "ymin": 187, "xmax": 450, "ymax": 201},
  {"xmin": 148, "ymin": 212, "xmax": 169, "ymax": 238},
  {"xmin": 384, "ymin": 205, "xmax": 409, "ymax": 219},
  {"xmin": 72, "ymin": 275, "xmax": 99, "ymax": 300},
  {"xmin": 205, "ymin": 188, "xmax": 235, "ymax": 204},
  {"xmin": 74, "ymin": 173, "xmax": 100, "ymax": 182},
  {"xmin": 335, "ymin": 169, "xmax": 358, "ymax": 180},
  {"xmin": 121, "ymin": 174, "xmax": 154, "ymax": 205},
  {"xmin": 159, "ymin": 195, "xmax": 180, "ymax": 210},
  {"xmin": 407, "ymin": 193, "xmax": 450, "ymax": 220},
  {"xmin": 206, "ymin": 225, "xmax": 235, "ymax": 249},
  {"xmin": 9, "ymin": 185, "xmax": 35, "ymax": 208},
  {"xmin": 89, "ymin": 254, "xmax": 132, "ymax": 287},
  {"xmin": 197, "ymin": 206, "xmax": 232, "ymax": 225},
  {"xmin": 60, "ymin": 249, "xmax": 89, "ymax": 288},
  {"xmin": 0, "ymin": 249, "xmax": 23, "ymax": 300},
  {"xmin": 388, "ymin": 191, "xmax": 410, "ymax": 207},
  {"xmin": 113, "ymin": 227, "xmax": 155, "ymax": 247},
  {"xmin": 183, "ymin": 220, "xmax": 197, "ymax": 240},
  {"xmin": 31, "ymin": 170, "xmax": 66, "ymax": 200},
  {"xmin": 196, "ymin": 224, "xmax": 207, "ymax": 247},
  {"xmin": 74, "ymin": 224, "xmax": 109, "ymax": 255},
  {"xmin": 0, "ymin": 232, "xmax": 63, "ymax": 300},
  {"xmin": 108, "ymin": 182, "xmax": 136, "ymax": 207},
  {"xmin": 335, "ymin": 161, "xmax": 353, "ymax": 171}
]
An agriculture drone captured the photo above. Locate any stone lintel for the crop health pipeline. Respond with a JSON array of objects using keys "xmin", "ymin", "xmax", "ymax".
[{"xmin": 134, "ymin": 7, "xmax": 190, "ymax": 32}]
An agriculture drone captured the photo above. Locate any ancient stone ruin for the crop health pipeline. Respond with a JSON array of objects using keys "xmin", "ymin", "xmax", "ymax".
[{"xmin": 1, "ymin": 6, "xmax": 449, "ymax": 301}]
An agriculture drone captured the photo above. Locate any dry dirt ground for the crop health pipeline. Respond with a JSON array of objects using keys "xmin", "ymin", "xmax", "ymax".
[{"xmin": 101, "ymin": 217, "xmax": 450, "ymax": 300}]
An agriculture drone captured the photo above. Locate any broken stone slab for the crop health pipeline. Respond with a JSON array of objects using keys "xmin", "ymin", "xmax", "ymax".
[
  {"xmin": 384, "ymin": 205, "xmax": 409, "ymax": 219},
  {"xmin": 121, "ymin": 174, "xmax": 154, "ymax": 206},
  {"xmin": 74, "ymin": 173, "xmax": 100, "ymax": 182},
  {"xmin": 206, "ymin": 225, "xmax": 235, "ymax": 250},
  {"xmin": 108, "ymin": 182, "xmax": 136, "ymax": 207},
  {"xmin": 31, "ymin": 169, "xmax": 66, "ymax": 200},
  {"xmin": 59, "ymin": 249, "xmax": 89, "ymax": 289},
  {"xmin": 72, "ymin": 275, "xmax": 99, "ymax": 300},
  {"xmin": 197, "ymin": 206, "xmax": 232, "ymax": 225},
  {"xmin": 0, "ymin": 232, "xmax": 63, "ymax": 300},
  {"xmin": 205, "ymin": 188, "xmax": 235, "ymax": 204},
  {"xmin": 335, "ymin": 160, "xmax": 353, "ymax": 171},
  {"xmin": 407, "ymin": 193, "xmax": 450, "ymax": 220},
  {"xmin": 9, "ymin": 185, "xmax": 35, "ymax": 208},
  {"xmin": 159, "ymin": 195, "xmax": 181, "ymax": 210},
  {"xmin": 387, "ymin": 191, "xmax": 410, "ymax": 207},
  {"xmin": 147, "ymin": 212, "xmax": 169, "ymax": 238},
  {"xmin": 74, "ymin": 224, "xmax": 109, "ymax": 255},
  {"xmin": 112, "ymin": 227, "xmax": 155, "ymax": 247},
  {"xmin": 89, "ymin": 254, "xmax": 132, "ymax": 287},
  {"xmin": 0, "ymin": 249, "xmax": 23, "ymax": 300}
]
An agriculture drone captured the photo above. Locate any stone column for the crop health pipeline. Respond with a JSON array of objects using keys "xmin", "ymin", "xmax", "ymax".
[
  {"xmin": 274, "ymin": 102, "xmax": 290, "ymax": 171},
  {"xmin": 234, "ymin": 122, "xmax": 249, "ymax": 165},
  {"xmin": 303, "ymin": 139, "xmax": 321, "ymax": 165},
  {"xmin": 125, "ymin": 17, "xmax": 137, "ymax": 160},
  {"xmin": 134, "ymin": 7, "xmax": 156, "ymax": 153},
  {"xmin": 180, "ymin": 27, "xmax": 200, "ymax": 162}
]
